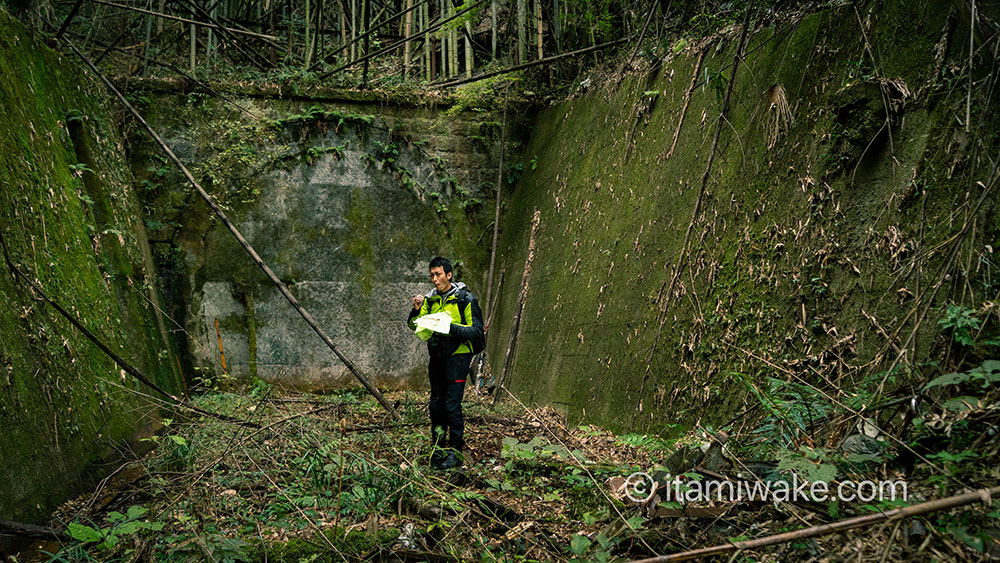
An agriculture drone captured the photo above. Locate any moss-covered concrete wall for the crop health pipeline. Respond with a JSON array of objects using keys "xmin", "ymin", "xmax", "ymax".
[
  {"xmin": 0, "ymin": 9, "xmax": 181, "ymax": 529},
  {"xmin": 129, "ymin": 91, "xmax": 520, "ymax": 389},
  {"xmin": 492, "ymin": 2, "xmax": 1000, "ymax": 433}
]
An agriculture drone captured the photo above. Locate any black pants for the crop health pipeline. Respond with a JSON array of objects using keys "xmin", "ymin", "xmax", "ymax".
[{"xmin": 428, "ymin": 353, "xmax": 471, "ymax": 452}]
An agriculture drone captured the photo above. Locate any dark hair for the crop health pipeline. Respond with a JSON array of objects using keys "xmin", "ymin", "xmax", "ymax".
[{"xmin": 429, "ymin": 256, "xmax": 452, "ymax": 274}]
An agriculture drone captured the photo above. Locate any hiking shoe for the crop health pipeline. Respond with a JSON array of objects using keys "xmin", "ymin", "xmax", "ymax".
[
  {"xmin": 436, "ymin": 451, "xmax": 462, "ymax": 470},
  {"xmin": 430, "ymin": 450, "xmax": 447, "ymax": 469}
]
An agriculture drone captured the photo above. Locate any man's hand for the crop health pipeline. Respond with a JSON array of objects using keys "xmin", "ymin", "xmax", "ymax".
[{"xmin": 412, "ymin": 295, "xmax": 424, "ymax": 311}]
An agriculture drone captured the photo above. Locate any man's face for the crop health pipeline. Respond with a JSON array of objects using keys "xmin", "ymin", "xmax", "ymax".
[{"xmin": 430, "ymin": 266, "xmax": 452, "ymax": 292}]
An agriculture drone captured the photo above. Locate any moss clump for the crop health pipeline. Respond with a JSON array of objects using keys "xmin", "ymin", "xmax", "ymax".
[
  {"xmin": 344, "ymin": 187, "xmax": 378, "ymax": 300},
  {"xmin": 251, "ymin": 527, "xmax": 398, "ymax": 562}
]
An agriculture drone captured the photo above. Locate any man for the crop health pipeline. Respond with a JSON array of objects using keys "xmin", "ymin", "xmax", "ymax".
[{"xmin": 408, "ymin": 257, "xmax": 484, "ymax": 470}]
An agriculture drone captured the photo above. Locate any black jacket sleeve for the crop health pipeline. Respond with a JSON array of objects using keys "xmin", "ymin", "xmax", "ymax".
[
  {"xmin": 407, "ymin": 301, "xmax": 424, "ymax": 330},
  {"xmin": 449, "ymin": 294, "xmax": 484, "ymax": 340}
]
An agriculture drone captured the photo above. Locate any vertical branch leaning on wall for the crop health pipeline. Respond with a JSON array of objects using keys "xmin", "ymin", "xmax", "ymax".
[
  {"xmin": 63, "ymin": 38, "xmax": 402, "ymax": 421},
  {"xmin": 493, "ymin": 210, "xmax": 541, "ymax": 406},
  {"xmin": 215, "ymin": 317, "xmax": 228, "ymax": 374},
  {"xmin": 473, "ymin": 87, "xmax": 509, "ymax": 385}
]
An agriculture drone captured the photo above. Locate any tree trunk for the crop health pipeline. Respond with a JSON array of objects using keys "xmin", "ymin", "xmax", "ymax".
[
  {"xmin": 552, "ymin": 0, "xmax": 560, "ymax": 51},
  {"xmin": 535, "ymin": 0, "xmax": 542, "ymax": 60},
  {"xmin": 403, "ymin": 0, "xmax": 413, "ymax": 77},
  {"xmin": 362, "ymin": 0, "xmax": 369, "ymax": 85},
  {"xmin": 449, "ymin": 3, "xmax": 457, "ymax": 77},
  {"xmin": 350, "ymin": 0, "xmax": 357, "ymax": 61},
  {"xmin": 304, "ymin": 0, "xmax": 312, "ymax": 67},
  {"xmin": 423, "ymin": 1, "xmax": 431, "ymax": 80},
  {"xmin": 439, "ymin": 0, "xmax": 446, "ymax": 78},
  {"xmin": 142, "ymin": 0, "xmax": 153, "ymax": 76},
  {"xmin": 189, "ymin": 4, "xmax": 196, "ymax": 71},
  {"xmin": 517, "ymin": 0, "xmax": 526, "ymax": 63},
  {"xmin": 464, "ymin": 20, "xmax": 472, "ymax": 77}
]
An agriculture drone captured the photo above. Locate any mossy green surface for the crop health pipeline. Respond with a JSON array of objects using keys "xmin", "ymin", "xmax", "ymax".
[
  {"xmin": 0, "ymin": 8, "xmax": 181, "ymax": 527},
  {"xmin": 250, "ymin": 527, "xmax": 399, "ymax": 562},
  {"xmin": 491, "ymin": 1, "xmax": 1000, "ymax": 433}
]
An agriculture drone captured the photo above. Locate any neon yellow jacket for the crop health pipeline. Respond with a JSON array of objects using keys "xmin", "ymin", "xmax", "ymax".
[{"xmin": 408, "ymin": 282, "xmax": 482, "ymax": 356}]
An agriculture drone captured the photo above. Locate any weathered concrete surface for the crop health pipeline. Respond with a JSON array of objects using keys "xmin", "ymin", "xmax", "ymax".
[
  {"xmin": 490, "ymin": 1, "xmax": 1000, "ymax": 432},
  {"xmin": 132, "ymin": 94, "xmax": 521, "ymax": 389}
]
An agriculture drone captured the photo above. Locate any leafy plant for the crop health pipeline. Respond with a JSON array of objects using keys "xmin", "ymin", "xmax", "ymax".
[
  {"xmin": 65, "ymin": 506, "xmax": 165, "ymax": 551},
  {"xmin": 506, "ymin": 162, "xmax": 524, "ymax": 185},
  {"xmin": 734, "ymin": 373, "xmax": 833, "ymax": 449},
  {"xmin": 924, "ymin": 360, "xmax": 1000, "ymax": 390},
  {"xmin": 775, "ymin": 446, "xmax": 838, "ymax": 483},
  {"xmin": 938, "ymin": 305, "xmax": 981, "ymax": 346}
]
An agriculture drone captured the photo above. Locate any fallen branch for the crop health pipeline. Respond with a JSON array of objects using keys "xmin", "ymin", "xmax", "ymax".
[
  {"xmin": 438, "ymin": 38, "xmax": 629, "ymax": 88},
  {"xmin": 627, "ymin": 485, "xmax": 1000, "ymax": 562},
  {"xmin": 88, "ymin": 0, "xmax": 279, "ymax": 41},
  {"xmin": 0, "ymin": 518, "xmax": 72, "ymax": 542},
  {"xmin": 54, "ymin": 0, "xmax": 85, "ymax": 38},
  {"xmin": 472, "ymin": 87, "xmax": 508, "ymax": 386},
  {"xmin": 63, "ymin": 38, "xmax": 402, "ymax": 421},
  {"xmin": 492, "ymin": 210, "xmax": 541, "ymax": 405},
  {"xmin": 661, "ymin": 48, "xmax": 706, "ymax": 161},
  {"xmin": 872, "ymin": 163, "xmax": 999, "ymax": 401}
]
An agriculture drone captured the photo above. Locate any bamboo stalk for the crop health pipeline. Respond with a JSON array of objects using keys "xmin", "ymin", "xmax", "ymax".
[
  {"xmin": 449, "ymin": 3, "xmax": 458, "ymax": 77},
  {"xmin": 319, "ymin": 0, "xmax": 487, "ymax": 79},
  {"xmin": 307, "ymin": 0, "xmax": 429, "ymax": 71},
  {"xmin": 339, "ymin": 1, "xmax": 347, "ymax": 64},
  {"xmin": 304, "ymin": 0, "xmax": 312, "ymax": 66},
  {"xmin": 535, "ymin": 0, "xmax": 542, "ymax": 60},
  {"xmin": 403, "ymin": 0, "xmax": 413, "ymax": 76},
  {"xmin": 189, "ymin": 5, "xmax": 196, "ymax": 71},
  {"xmin": 54, "ymin": 0, "xmax": 86, "ymax": 38},
  {"xmin": 350, "ymin": 0, "xmax": 357, "ymax": 61},
  {"xmin": 472, "ymin": 89, "xmax": 508, "ymax": 385},
  {"xmin": 439, "ymin": 0, "xmax": 447, "ymax": 78},
  {"xmin": 517, "ymin": 0, "xmax": 526, "ymax": 62},
  {"xmin": 464, "ymin": 20, "xmax": 472, "ymax": 77},
  {"xmin": 142, "ymin": 0, "xmax": 153, "ymax": 75},
  {"xmin": 423, "ymin": 1, "xmax": 430, "ymax": 80},
  {"xmin": 176, "ymin": 355, "xmax": 189, "ymax": 400}
]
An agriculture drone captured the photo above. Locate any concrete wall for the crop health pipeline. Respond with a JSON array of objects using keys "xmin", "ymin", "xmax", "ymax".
[
  {"xmin": 131, "ymin": 91, "xmax": 520, "ymax": 389},
  {"xmin": 490, "ymin": 1, "xmax": 1000, "ymax": 432}
]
